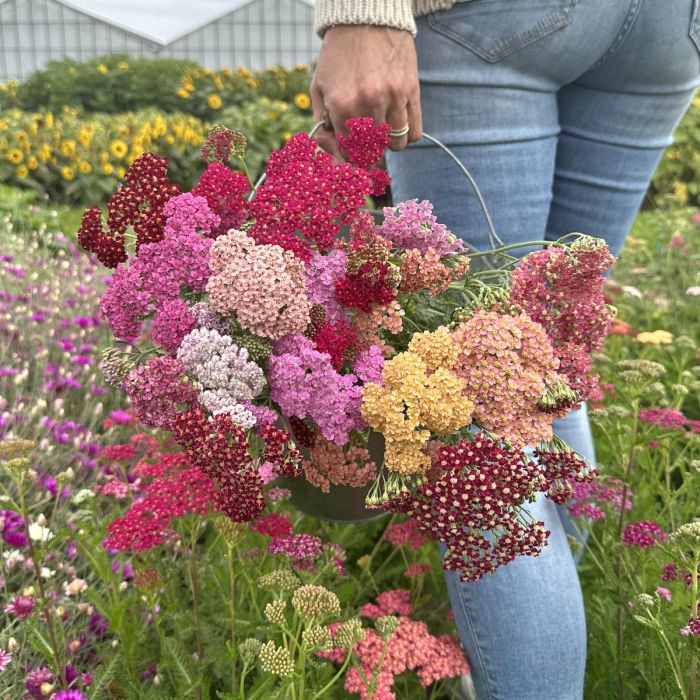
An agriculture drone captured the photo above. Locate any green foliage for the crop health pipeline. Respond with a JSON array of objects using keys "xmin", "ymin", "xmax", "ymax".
[
  {"xmin": 650, "ymin": 92, "xmax": 700, "ymax": 207},
  {"xmin": 0, "ymin": 54, "xmax": 312, "ymax": 122}
]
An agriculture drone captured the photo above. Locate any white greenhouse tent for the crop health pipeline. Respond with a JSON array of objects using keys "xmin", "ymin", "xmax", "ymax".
[{"xmin": 0, "ymin": 0, "xmax": 320, "ymax": 80}]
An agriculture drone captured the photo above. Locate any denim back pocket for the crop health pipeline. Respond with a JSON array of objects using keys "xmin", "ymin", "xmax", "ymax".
[{"xmin": 427, "ymin": 0, "xmax": 577, "ymax": 63}]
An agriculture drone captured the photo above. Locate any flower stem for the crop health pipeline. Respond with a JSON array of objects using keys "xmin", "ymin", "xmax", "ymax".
[
  {"xmin": 18, "ymin": 484, "xmax": 66, "ymax": 688},
  {"xmin": 188, "ymin": 527, "xmax": 203, "ymax": 700},
  {"xmin": 228, "ymin": 543, "xmax": 238, "ymax": 695}
]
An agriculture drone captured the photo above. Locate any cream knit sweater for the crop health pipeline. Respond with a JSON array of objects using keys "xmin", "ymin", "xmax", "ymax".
[{"xmin": 315, "ymin": 0, "xmax": 462, "ymax": 36}]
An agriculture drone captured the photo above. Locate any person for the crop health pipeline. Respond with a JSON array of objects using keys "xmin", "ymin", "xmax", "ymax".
[{"xmin": 310, "ymin": 2, "xmax": 700, "ymax": 698}]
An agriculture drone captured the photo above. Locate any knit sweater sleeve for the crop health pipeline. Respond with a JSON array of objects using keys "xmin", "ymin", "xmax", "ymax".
[{"xmin": 314, "ymin": 0, "xmax": 417, "ymax": 37}]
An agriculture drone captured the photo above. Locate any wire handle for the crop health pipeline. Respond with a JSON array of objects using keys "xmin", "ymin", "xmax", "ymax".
[{"xmin": 249, "ymin": 120, "xmax": 504, "ymax": 251}]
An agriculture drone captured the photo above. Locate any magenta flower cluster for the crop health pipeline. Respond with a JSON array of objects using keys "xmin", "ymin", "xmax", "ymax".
[{"xmin": 268, "ymin": 334, "xmax": 364, "ymax": 444}]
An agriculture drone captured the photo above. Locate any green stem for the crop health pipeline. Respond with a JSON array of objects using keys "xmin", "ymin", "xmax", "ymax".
[
  {"xmin": 188, "ymin": 528, "xmax": 203, "ymax": 700},
  {"xmin": 688, "ymin": 558, "xmax": 699, "ymax": 700},
  {"xmin": 18, "ymin": 484, "xmax": 66, "ymax": 688},
  {"xmin": 310, "ymin": 649, "xmax": 354, "ymax": 700},
  {"xmin": 228, "ymin": 544, "xmax": 238, "ymax": 695}
]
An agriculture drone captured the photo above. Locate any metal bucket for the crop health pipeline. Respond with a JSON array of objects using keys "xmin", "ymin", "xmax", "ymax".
[{"xmin": 279, "ymin": 430, "xmax": 389, "ymax": 524}]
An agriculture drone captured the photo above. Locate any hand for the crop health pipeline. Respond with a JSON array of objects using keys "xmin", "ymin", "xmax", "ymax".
[{"xmin": 310, "ymin": 25, "xmax": 422, "ymax": 158}]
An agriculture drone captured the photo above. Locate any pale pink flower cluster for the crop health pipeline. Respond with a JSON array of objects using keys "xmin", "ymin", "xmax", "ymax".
[
  {"xmin": 453, "ymin": 309, "xmax": 563, "ymax": 447},
  {"xmin": 302, "ymin": 438, "xmax": 377, "ymax": 493},
  {"xmin": 206, "ymin": 229, "xmax": 310, "ymax": 340},
  {"xmin": 162, "ymin": 192, "xmax": 221, "ymax": 238},
  {"xmin": 305, "ymin": 249, "xmax": 349, "ymax": 321}
]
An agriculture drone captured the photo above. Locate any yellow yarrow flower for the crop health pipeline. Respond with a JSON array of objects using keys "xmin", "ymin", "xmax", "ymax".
[
  {"xmin": 110, "ymin": 140, "xmax": 128, "ymax": 158},
  {"xmin": 294, "ymin": 92, "xmax": 311, "ymax": 110},
  {"xmin": 60, "ymin": 166, "xmax": 75, "ymax": 181},
  {"xmin": 636, "ymin": 330, "xmax": 673, "ymax": 346},
  {"xmin": 15, "ymin": 164, "xmax": 28, "ymax": 179},
  {"xmin": 207, "ymin": 93, "xmax": 222, "ymax": 109},
  {"xmin": 362, "ymin": 329, "xmax": 474, "ymax": 476}
]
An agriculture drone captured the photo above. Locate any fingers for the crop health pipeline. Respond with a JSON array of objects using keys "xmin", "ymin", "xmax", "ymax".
[
  {"xmin": 311, "ymin": 79, "xmax": 345, "ymax": 162},
  {"xmin": 386, "ymin": 104, "xmax": 409, "ymax": 152},
  {"xmin": 407, "ymin": 94, "xmax": 423, "ymax": 144}
]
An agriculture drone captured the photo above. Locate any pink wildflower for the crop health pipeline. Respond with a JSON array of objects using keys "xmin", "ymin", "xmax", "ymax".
[{"xmin": 621, "ymin": 521, "xmax": 668, "ymax": 548}]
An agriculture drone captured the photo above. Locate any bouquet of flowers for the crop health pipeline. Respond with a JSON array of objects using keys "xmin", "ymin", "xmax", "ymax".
[{"xmin": 78, "ymin": 119, "xmax": 614, "ymax": 582}]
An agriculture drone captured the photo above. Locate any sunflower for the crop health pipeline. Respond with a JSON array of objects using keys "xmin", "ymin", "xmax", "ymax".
[
  {"xmin": 60, "ymin": 140, "xmax": 76, "ymax": 157},
  {"xmin": 294, "ymin": 92, "xmax": 311, "ymax": 110},
  {"xmin": 15, "ymin": 165, "xmax": 28, "ymax": 179},
  {"xmin": 177, "ymin": 87, "xmax": 190, "ymax": 99},
  {"xmin": 96, "ymin": 63, "xmax": 108, "ymax": 75},
  {"xmin": 27, "ymin": 156, "xmax": 38, "ymax": 170},
  {"xmin": 78, "ymin": 161, "xmax": 92, "ymax": 174},
  {"xmin": 6, "ymin": 149, "xmax": 23, "ymax": 164},
  {"xmin": 207, "ymin": 93, "xmax": 222, "ymax": 110},
  {"xmin": 117, "ymin": 61, "xmax": 129, "ymax": 70},
  {"xmin": 60, "ymin": 166, "xmax": 75, "ymax": 181},
  {"xmin": 101, "ymin": 163, "xmax": 114, "ymax": 175},
  {"xmin": 110, "ymin": 140, "xmax": 128, "ymax": 158}
]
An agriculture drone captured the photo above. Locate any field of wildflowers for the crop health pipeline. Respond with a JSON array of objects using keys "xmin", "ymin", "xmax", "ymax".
[{"xmin": 0, "ymin": 56, "xmax": 698, "ymax": 700}]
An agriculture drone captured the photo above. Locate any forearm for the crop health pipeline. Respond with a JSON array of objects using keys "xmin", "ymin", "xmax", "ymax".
[{"xmin": 315, "ymin": 0, "xmax": 417, "ymax": 37}]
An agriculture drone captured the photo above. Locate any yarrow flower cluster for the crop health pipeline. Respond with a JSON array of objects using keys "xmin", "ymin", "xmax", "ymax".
[
  {"xmin": 207, "ymin": 229, "xmax": 310, "ymax": 340},
  {"xmin": 318, "ymin": 589, "xmax": 469, "ymax": 699},
  {"xmin": 621, "ymin": 520, "xmax": 668, "ymax": 549},
  {"xmin": 83, "ymin": 120, "xmax": 613, "ymax": 580}
]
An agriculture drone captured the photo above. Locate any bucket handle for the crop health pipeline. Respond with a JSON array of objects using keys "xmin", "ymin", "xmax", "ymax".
[{"xmin": 249, "ymin": 120, "xmax": 505, "ymax": 251}]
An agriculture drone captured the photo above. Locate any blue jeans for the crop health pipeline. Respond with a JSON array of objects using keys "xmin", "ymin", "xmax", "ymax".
[{"xmin": 387, "ymin": 1, "xmax": 700, "ymax": 698}]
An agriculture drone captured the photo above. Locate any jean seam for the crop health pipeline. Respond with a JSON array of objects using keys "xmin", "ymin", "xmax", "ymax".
[
  {"xmin": 586, "ymin": 0, "xmax": 643, "ymax": 73},
  {"xmin": 452, "ymin": 578, "xmax": 498, "ymax": 700}
]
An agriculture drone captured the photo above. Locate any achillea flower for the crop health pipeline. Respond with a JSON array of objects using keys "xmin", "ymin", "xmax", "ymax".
[
  {"xmin": 336, "ymin": 117, "xmax": 391, "ymax": 169},
  {"xmin": 312, "ymin": 319, "xmax": 356, "ymax": 371},
  {"xmin": 636, "ymin": 330, "xmax": 673, "ymax": 345},
  {"xmin": 383, "ymin": 519, "xmax": 428, "ymax": 550},
  {"xmin": 265, "ymin": 486, "xmax": 292, "ymax": 503},
  {"xmin": 258, "ymin": 569, "xmax": 300, "ymax": 592},
  {"xmin": 292, "ymin": 584, "xmax": 341, "ymax": 620},
  {"xmin": 151, "ymin": 299, "xmax": 197, "ymax": 353},
  {"xmin": 379, "ymin": 199, "xmax": 464, "ymax": 256},
  {"xmin": 359, "ymin": 589, "xmax": 413, "ymax": 619},
  {"xmin": 387, "ymin": 435, "xmax": 552, "ymax": 582},
  {"xmin": 4, "ymin": 595, "xmax": 35, "ymax": 618},
  {"xmin": 319, "ymin": 592, "xmax": 469, "ymax": 699},
  {"xmin": 162, "ymin": 192, "xmax": 221, "ymax": 239},
  {"xmin": 106, "ymin": 467, "xmax": 217, "ymax": 551},
  {"xmin": 302, "ymin": 439, "xmax": 377, "ymax": 493},
  {"xmin": 352, "ymin": 345, "xmax": 385, "ymax": 384},
  {"xmin": 404, "ymin": 563, "xmax": 431, "ymax": 578},
  {"xmin": 264, "ymin": 599, "xmax": 287, "ymax": 625},
  {"xmin": 452, "ymin": 309, "xmax": 564, "ymax": 447},
  {"xmin": 269, "ymin": 334, "xmax": 364, "ymax": 445},
  {"xmin": 251, "ymin": 513, "xmax": 293, "ymax": 538},
  {"xmin": 508, "ymin": 236, "xmax": 614, "ymax": 400},
  {"xmin": 268, "ymin": 533, "xmax": 323, "ymax": 566},
  {"xmin": 124, "ymin": 356, "xmax": 196, "ymax": 430},
  {"xmin": 305, "ymin": 249, "xmax": 349, "ymax": 322},
  {"xmin": 639, "ymin": 407, "xmax": 691, "ymax": 430},
  {"xmin": 361, "ymin": 329, "xmax": 474, "ymax": 476},
  {"xmin": 78, "ymin": 153, "xmax": 180, "ymax": 266},
  {"xmin": 206, "ymin": 229, "xmax": 310, "ymax": 340},
  {"xmin": 567, "ymin": 477, "xmax": 632, "ymax": 520},
  {"xmin": 258, "ymin": 640, "xmax": 294, "ymax": 677},
  {"xmin": 191, "ymin": 162, "xmax": 249, "ymax": 235},
  {"xmin": 177, "ymin": 328, "xmax": 265, "ymax": 421},
  {"xmin": 352, "ymin": 301, "xmax": 404, "ymax": 356},
  {"xmin": 249, "ymin": 133, "xmax": 372, "ymax": 260},
  {"xmin": 399, "ymin": 247, "xmax": 469, "ymax": 296},
  {"xmin": 621, "ymin": 521, "xmax": 668, "ymax": 549}
]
